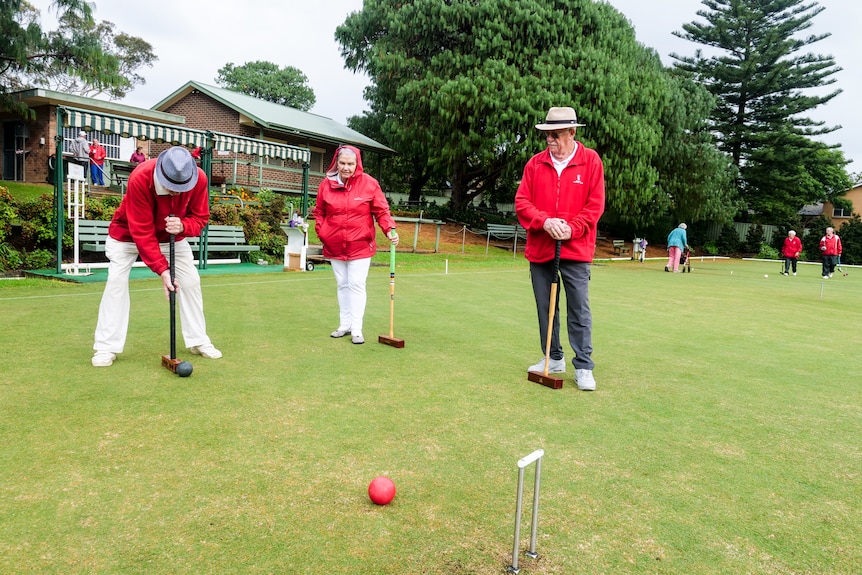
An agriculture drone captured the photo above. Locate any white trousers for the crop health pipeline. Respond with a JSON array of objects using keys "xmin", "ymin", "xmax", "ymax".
[
  {"xmin": 93, "ymin": 236, "xmax": 212, "ymax": 353},
  {"xmin": 329, "ymin": 257, "xmax": 371, "ymax": 333}
]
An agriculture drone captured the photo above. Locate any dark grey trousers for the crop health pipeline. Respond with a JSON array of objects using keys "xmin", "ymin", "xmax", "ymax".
[{"xmin": 529, "ymin": 260, "xmax": 594, "ymax": 370}]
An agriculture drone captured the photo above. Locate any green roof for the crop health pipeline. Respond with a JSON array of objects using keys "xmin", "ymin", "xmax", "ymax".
[
  {"xmin": 153, "ymin": 81, "xmax": 395, "ymax": 155},
  {"xmin": 11, "ymin": 87, "xmax": 186, "ymax": 125}
]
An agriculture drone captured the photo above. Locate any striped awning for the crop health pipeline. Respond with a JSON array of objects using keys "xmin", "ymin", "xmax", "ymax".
[
  {"xmin": 211, "ymin": 132, "xmax": 310, "ymax": 163},
  {"xmin": 62, "ymin": 108, "xmax": 207, "ymax": 148}
]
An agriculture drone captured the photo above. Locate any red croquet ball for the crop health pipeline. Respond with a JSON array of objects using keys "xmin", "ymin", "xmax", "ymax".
[{"xmin": 368, "ymin": 476, "xmax": 396, "ymax": 505}]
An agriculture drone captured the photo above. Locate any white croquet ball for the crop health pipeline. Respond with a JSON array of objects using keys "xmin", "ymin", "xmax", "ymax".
[{"xmin": 764, "ymin": 274, "xmax": 768, "ymax": 278}]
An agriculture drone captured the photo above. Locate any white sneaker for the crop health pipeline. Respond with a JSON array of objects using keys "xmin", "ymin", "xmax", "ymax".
[
  {"xmin": 528, "ymin": 356, "xmax": 566, "ymax": 373},
  {"xmin": 352, "ymin": 332, "xmax": 365, "ymax": 344},
  {"xmin": 793, "ymin": 272, "xmax": 797, "ymax": 276},
  {"xmin": 91, "ymin": 351, "xmax": 116, "ymax": 367},
  {"xmin": 330, "ymin": 328, "xmax": 351, "ymax": 338},
  {"xmin": 189, "ymin": 343, "xmax": 222, "ymax": 359},
  {"xmin": 575, "ymin": 369, "xmax": 596, "ymax": 391},
  {"xmin": 823, "ymin": 275, "xmax": 829, "ymax": 279},
  {"xmin": 829, "ymin": 273, "xmax": 833, "ymax": 278}
]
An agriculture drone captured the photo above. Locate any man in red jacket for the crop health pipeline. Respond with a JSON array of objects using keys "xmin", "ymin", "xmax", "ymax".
[
  {"xmin": 89, "ymin": 139, "xmax": 107, "ymax": 186},
  {"xmin": 780, "ymin": 230, "xmax": 802, "ymax": 276},
  {"xmin": 819, "ymin": 226, "xmax": 842, "ymax": 279},
  {"xmin": 91, "ymin": 146, "xmax": 222, "ymax": 367},
  {"xmin": 515, "ymin": 107, "xmax": 605, "ymax": 391}
]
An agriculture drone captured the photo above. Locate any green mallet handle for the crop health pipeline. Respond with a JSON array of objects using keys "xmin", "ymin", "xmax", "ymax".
[{"xmin": 388, "ymin": 242, "xmax": 396, "ymax": 338}]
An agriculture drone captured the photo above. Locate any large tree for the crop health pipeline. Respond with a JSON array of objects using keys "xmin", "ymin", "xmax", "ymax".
[
  {"xmin": 672, "ymin": 0, "xmax": 850, "ymax": 221},
  {"xmin": 1, "ymin": 0, "xmax": 148, "ymax": 114},
  {"xmin": 215, "ymin": 61, "xmax": 316, "ymax": 111},
  {"xmin": 336, "ymin": 0, "xmax": 732, "ymax": 227},
  {"xmin": 23, "ymin": 11, "xmax": 156, "ymax": 99}
]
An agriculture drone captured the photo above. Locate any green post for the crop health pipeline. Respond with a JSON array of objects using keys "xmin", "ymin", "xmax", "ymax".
[
  {"xmin": 301, "ymin": 161, "xmax": 310, "ymax": 218},
  {"xmin": 390, "ymin": 242, "xmax": 396, "ymax": 274},
  {"xmin": 200, "ymin": 138, "xmax": 213, "ymax": 270},
  {"xmin": 54, "ymin": 107, "xmax": 65, "ymax": 274}
]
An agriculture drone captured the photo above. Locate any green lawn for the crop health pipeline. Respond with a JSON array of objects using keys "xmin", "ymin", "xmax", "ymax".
[
  {"xmin": 1, "ymin": 257, "xmax": 859, "ymax": 574},
  {"xmin": 0, "ymin": 180, "xmax": 55, "ymax": 202}
]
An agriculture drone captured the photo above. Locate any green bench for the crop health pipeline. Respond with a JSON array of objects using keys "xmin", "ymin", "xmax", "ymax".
[
  {"xmin": 187, "ymin": 225, "xmax": 259, "ymax": 256},
  {"xmin": 485, "ymin": 223, "xmax": 527, "ymax": 255},
  {"xmin": 78, "ymin": 220, "xmax": 259, "ymax": 257},
  {"xmin": 78, "ymin": 219, "xmax": 111, "ymax": 252},
  {"xmin": 613, "ymin": 239, "xmax": 631, "ymax": 256}
]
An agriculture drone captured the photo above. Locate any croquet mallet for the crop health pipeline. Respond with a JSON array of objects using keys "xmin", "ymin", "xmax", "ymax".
[
  {"xmin": 528, "ymin": 240, "xmax": 564, "ymax": 389},
  {"xmin": 379, "ymin": 242, "xmax": 405, "ymax": 348},
  {"xmin": 161, "ymin": 227, "xmax": 183, "ymax": 373}
]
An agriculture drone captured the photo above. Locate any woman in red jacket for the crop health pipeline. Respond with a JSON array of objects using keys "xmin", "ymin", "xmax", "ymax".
[{"xmin": 313, "ymin": 145, "xmax": 399, "ymax": 344}]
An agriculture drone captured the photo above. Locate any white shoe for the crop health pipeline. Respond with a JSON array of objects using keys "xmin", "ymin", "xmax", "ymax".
[
  {"xmin": 352, "ymin": 332, "xmax": 365, "ymax": 344},
  {"xmin": 575, "ymin": 369, "xmax": 596, "ymax": 391},
  {"xmin": 528, "ymin": 356, "xmax": 566, "ymax": 373},
  {"xmin": 91, "ymin": 351, "xmax": 116, "ymax": 367},
  {"xmin": 823, "ymin": 275, "xmax": 829, "ymax": 279},
  {"xmin": 829, "ymin": 273, "xmax": 833, "ymax": 278},
  {"xmin": 330, "ymin": 328, "xmax": 351, "ymax": 338},
  {"xmin": 189, "ymin": 343, "xmax": 222, "ymax": 359},
  {"xmin": 793, "ymin": 272, "xmax": 797, "ymax": 276}
]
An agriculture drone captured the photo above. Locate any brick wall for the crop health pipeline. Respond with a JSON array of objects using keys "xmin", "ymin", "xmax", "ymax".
[
  {"xmin": 0, "ymin": 104, "xmax": 58, "ymax": 185},
  {"xmin": 162, "ymin": 91, "xmax": 333, "ymax": 192}
]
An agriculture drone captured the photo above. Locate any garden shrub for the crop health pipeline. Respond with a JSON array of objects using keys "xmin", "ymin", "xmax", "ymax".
[
  {"xmin": 743, "ymin": 224, "xmax": 765, "ymax": 254},
  {"xmin": 716, "ymin": 224, "xmax": 741, "ymax": 255},
  {"xmin": 757, "ymin": 244, "xmax": 779, "ymax": 260}
]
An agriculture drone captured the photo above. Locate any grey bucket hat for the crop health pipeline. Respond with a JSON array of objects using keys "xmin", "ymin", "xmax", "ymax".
[{"xmin": 155, "ymin": 146, "xmax": 198, "ymax": 193}]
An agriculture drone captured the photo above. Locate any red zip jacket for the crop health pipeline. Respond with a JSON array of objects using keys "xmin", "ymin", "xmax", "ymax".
[
  {"xmin": 515, "ymin": 143, "xmax": 605, "ymax": 263},
  {"xmin": 89, "ymin": 143, "xmax": 106, "ymax": 166},
  {"xmin": 313, "ymin": 145, "xmax": 396, "ymax": 261},
  {"xmin": 108, "ymin": 158, "xmax": 210, "ymax": 276},
  {"xmin": 819, "ymin": 234, "xmax": 842, "ymax": 256},
  {"xmin": 781, "ymin": 236, "xmax": 802, "ymax": 258}
]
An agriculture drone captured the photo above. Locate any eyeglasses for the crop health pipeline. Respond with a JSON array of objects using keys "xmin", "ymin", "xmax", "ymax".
[{"xmin": 544, "ymin": 130, "xmax": 566, "ymax": 140}]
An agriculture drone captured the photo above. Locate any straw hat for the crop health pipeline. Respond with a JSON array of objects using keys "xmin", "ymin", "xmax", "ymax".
[{"xmin": 535, "ymin": 107, "xmax": 586, "ymax": 130}]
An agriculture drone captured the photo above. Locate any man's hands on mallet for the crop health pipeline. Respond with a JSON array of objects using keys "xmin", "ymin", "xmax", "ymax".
[
  {"xmin": 160, "ymin": 271, "xmax": 179, "ymax": 300},
  {"xmin": 165, "ymin": 215, "xmax": 183, "ymax": 235},
  {"xmin": 543, "ymin": 217, "xmax": 572, "ymax": 241},
  {"xmin": 162, "ymin": 215, "xmax": 183, "ymax": 300}
]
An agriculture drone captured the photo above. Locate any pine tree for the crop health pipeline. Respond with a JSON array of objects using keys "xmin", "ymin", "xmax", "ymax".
[
  {"xmin": 672, "ymin": 0, "xmax": 849, "ymax": 221},
  {"xmin": 336, "ymin": 0, "xmax": 734, "ymax": 226}
]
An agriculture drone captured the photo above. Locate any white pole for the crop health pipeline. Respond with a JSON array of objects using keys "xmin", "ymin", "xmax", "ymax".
[{"xmin": 445, "ymin": 259, "xmax": 448, "ymax": 274}]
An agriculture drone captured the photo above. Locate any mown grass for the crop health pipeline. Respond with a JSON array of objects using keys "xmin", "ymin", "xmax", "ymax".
[
  {"xmin": 0, "ymin": 180, "xmax": 54, "ymax": 202},
  {"xmin": 0, "ymin": 257, "xmax": 859, "ymax": 574}
]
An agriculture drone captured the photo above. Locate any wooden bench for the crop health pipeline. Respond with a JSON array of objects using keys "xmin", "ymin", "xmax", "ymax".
[
  {"xmin": 485, "ymin": 223, "xmax": 527, "ymax": 255},
  {"xmin": 613, "ymin": 239, "xmax": 631, "ymax": 256},
  {"xmin": 187, "ymin": 225, "xmax": 259, "ymax": 256},
  {"xmin": 78, "ymin": 220, "xmax": 259, "ymax": 257},
  {"xmin": 78, "ymin": 219, "xmax": 111, "ymax": 252}
]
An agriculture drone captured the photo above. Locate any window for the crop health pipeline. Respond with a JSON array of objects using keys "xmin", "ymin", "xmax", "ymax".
[
  {"xmin": 62, "ymin": 128, "xmax": 122, "ymax": 160},
  {"xmin": 833, "ymin": 207, "xmax": 851, "ymax": 217},
  {"xmin": 309, "ymin": 149, "xmax": 325, "ymax": 173}
]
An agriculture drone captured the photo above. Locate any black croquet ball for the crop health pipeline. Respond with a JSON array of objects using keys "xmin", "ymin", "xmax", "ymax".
[{"xmin": 176, "ymin": 361, "xmax": 193, "ymax": 377}]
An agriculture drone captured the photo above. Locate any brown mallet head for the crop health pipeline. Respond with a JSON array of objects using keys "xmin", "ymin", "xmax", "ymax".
[
  {"xmin": 378, "ymin": 335, "xmax": 405, "ymax": 348},
  {"xmin": 527, "ymin": 370, "xmax": 564, "ymax": 389},
  {"xmin": 162, "ymin": 355, "xmax": 180, "ymax": 373}
]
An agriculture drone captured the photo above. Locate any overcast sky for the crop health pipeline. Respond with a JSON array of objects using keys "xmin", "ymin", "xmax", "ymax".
[{"xmin": 30, "ymin": 0, "xmax": 861, "ymax": 170}]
